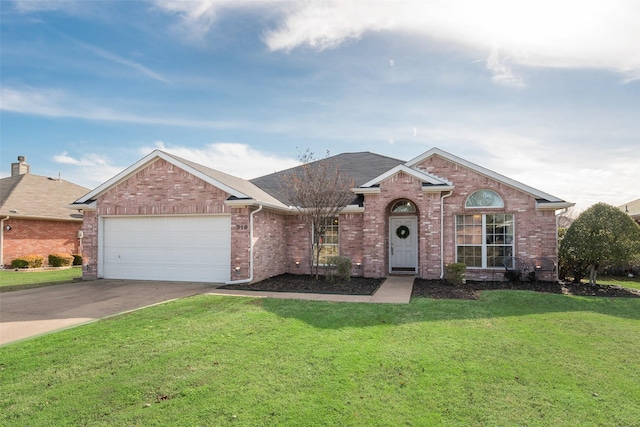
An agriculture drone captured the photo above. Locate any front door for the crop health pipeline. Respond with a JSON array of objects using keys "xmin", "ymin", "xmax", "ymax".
[{"xmin": 389, "ymin": 216, "xmax": 418, "ymax": 274}]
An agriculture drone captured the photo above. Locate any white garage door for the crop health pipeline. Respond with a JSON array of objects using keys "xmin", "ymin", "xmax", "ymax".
[{"xmin": 102, "ymin": 215, "xmax": 231, "ymax": 282}]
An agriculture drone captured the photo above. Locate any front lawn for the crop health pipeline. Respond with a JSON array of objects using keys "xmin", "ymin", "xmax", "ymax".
[
  {"xmin": 1, "ymin": 292, "xmax": 639, "ymax": 426},
  {"xmin": 596, "ymin": 275, "xmax": 640, "ymax": 290},
  {"xmin": 0, "ymin": 267, "xmax": 82, "ymax": 292}
]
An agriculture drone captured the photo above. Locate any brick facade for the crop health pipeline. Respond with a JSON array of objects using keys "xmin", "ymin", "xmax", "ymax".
[
  {"xmin": 80, "ymin": 151, "xmax": 563, "ymax": 283},
  {"xmin": 2, "ymin": 218, "xmax": 82, "ymax": 266}
]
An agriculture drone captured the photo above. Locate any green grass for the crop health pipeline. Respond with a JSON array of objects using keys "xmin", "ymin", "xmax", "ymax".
[
  {"xmin": 1, "ymin": 292, "xmax": 639, "ymax": 426},
  {"xmin": 0, "ymin": 267, "xmax": 82, "ymax": 292},
  {"xmin": 596, "ymin": 275, "xmax": 640, "ymax": 290}
]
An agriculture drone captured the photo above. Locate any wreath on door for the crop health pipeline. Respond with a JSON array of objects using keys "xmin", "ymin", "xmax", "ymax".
[{"xmin": 396, "ymin": 225, "xmax": 410, "ymax": 239}]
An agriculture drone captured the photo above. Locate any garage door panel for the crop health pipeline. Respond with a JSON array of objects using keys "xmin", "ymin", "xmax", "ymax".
[{"xmin": 102, "ymin": 216, "xmax": 230, "ymax": 282}]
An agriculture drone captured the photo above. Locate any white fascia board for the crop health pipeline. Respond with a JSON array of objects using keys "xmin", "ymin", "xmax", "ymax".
[
  {"xmin": 75, "ymin": 150, "xmax": 249, "ymax": 204},
  {"xmin": 341, "ymin": 205, "xmax": 365, "ymax": 213},
  {"xmin": 1, "ymin": 214, "xmax": 83, "ymax": 222},
  {"xmin": 224, "ymin": 198, "xmax": 292, "ymax": 212},
  {"xmin": 353, "ymin": 187, "xmax": 381, "ymax": 195},
  {"xmin": 407, "ymin": 147, "xmax": 567, "ymax": 203},
  {"xmin": 536, "ymin": 201, "xmax": 576, "ymax": 210},
  {"xmin": 66, "ymin": 201, "xmax": 97, "ymax": 211},
  {"xmin": 360, "ymin": 165, "xmax": 449, "ymax": 188},
  {"xmin": 422, "ymin": 185, "xmax": 455, "ymax": 193}
]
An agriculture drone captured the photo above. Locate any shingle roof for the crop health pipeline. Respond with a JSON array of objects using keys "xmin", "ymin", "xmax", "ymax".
[
  {"xmin": 250, "ymin": 152, "xmax": 405, "ymax": 205},
  {"xmin": 0, "ymin": 174, "xmax": 90, "ymax": 221}
]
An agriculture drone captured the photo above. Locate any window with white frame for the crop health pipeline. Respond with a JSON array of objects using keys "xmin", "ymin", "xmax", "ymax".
[
  {"xmin": 314, "ymin": 217, "xmax": 339, "ymax": 265},
  {"xmin": 465, "ymin": 190, "xmax": 504, "ymax": 208},
  {"xmin": 456, "ymin": 214, "xmax": 514, "ymax": 268}
]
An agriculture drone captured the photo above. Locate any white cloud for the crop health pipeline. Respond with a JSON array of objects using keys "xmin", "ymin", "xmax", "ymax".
[
  {"xmin": 414, "ymin": 126, "xmax": 639, "ymax": 212},
  {"xmin": 486, "ymin": 47, "xmax": 525, "ymax": 88},
  {"xmin": 142, "ymin": 141, "xmax": 300, "ymax": 179},
  {"xmin": 68, "ymin": 38, "xmax": 170, "ymax": 83},
  {"xmin": 0, "ymin": 86, "xmax": 239, "ymax": 129},
  {"xmin": 154, "ymin": 0, "xmax": 640, "ymax": 83},
  {"xmin": 263, "ymin": 1, "xmax": 640, "ymax": 81},
  {"xmin": 52, "ymin": 152, "xmax": 124, "ymax": 188},
  {"xmin": 11, "ymin": 0, "xmax": 80, "ymax": 13}
]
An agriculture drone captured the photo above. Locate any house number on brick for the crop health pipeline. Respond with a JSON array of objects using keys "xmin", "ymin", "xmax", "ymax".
[{"xmin": 235, "ymin": 224, "xmax": 249, "ymax": 230}]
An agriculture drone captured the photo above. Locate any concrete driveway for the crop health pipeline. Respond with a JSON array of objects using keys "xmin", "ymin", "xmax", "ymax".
[{"xmin": 0, "ymin": 279, "xmax": 217, "ymax": 345}]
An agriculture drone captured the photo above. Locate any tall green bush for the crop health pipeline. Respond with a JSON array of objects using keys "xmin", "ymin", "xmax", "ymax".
[{"xmin": 560, "ymin": 203, "xmax": 640, "ymax": 284}]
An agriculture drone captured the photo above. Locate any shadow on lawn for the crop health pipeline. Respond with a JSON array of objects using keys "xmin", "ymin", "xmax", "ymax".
[{"xmin": 257, "ymin": 290, "xmax": 640, "ymax": 329}]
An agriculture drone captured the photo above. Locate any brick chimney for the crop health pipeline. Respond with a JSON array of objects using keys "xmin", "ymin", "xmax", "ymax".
[{"xmin": 11, "ymin": 156, "xmax": 30, "ymax": 176}]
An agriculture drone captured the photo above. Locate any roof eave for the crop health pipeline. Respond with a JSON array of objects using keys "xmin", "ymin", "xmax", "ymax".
[
  {"xmin": 408, "ymin": 147, "xmax": 570, "ymax": 203},
  {"xmin": 67, "ymin": 201, "xmax": 97, "ymax": 211},
  {"xmin": 360, "ymin": 164, "xmax": 451, "ymax": 188},
  {"xmin": 224, "ymin": 198, "xmax": 290, "ymax": 212},
  {"xmin": 353, "ymin": 187, "xmax": 381, "ymax": 195},
  {"xmin": 75, "ymin": 150, "xmax": 250, "ymax": 204},
  {"xmin": 1, "ymin": 213, "xmax": 83, "ymax": 222},
  {"xmin": 422, "ymin": 185, "xmax": 455, "ymax": 193},
  {"xmin": 536, "ymin": 201, "xmax": 576, "ymax": 210}
]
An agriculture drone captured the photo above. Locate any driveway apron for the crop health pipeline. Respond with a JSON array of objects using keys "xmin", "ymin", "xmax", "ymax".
[{"xmin": 0, "ymin": 280, "xmax": 216, "ymax": 345}]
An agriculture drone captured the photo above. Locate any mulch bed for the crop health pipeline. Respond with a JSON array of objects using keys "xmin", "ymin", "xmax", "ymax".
[
  {"xmin": 221, "ymin": 274, "xmax": 640, "ymax": 299},
  {"xmin": 220, "ymin": 273, "xmax": 640, "ymax": 300},
  {"xmin": 219, "ymin": 273, "xmax": 384, "ymax": 295},
  {"xmin": 412, "ymin": 279, "xmax": 640, "ymax": 300}
]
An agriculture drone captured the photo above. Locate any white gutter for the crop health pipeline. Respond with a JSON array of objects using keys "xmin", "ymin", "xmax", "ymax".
[
  {"xmin": 225, "ymin": 204, "xmax": 263, "ymax": 285},
  {"xmin": 0, "ymin": 216, "xmax": 9, "ymax": 268},
  {"xmin": 440, "ymin": 191, "xmax": 453, "ymax": 279}
]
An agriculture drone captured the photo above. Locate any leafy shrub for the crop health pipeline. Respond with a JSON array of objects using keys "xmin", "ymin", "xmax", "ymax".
[
  {"xmin": 48, "ymin": 253, "xmax": 74, "ymax": 267},
  {"xmin": 445, "ymin": 263, "xmax": 466, "ymax": 285},
  {"xmin": 72, "ymin": 254, "xmax": 83, "ymax": 266},
  {"xmin": 326, "ymin": 256, "xmax": 352, "ymax": 283},
  {"xmin": 11, "ymin": 255, "xmax": 44, "ymax": 269}
]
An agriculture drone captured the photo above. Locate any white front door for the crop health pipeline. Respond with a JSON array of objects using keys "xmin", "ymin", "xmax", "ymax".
[{"xmin": 389, "ymin": 216, "xmax": 418, "ymax": 274}]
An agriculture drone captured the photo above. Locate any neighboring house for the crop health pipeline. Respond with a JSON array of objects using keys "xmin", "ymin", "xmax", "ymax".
[
  {"xmin": 619, "ymin": 198, "xmax": 640, "ymax": 225},
  {"xmin": 0, "ymin": 156, "xmax": 90, "ymax": 267},
  {"xmin": 72, "ymin": 148, "xmax": 573, "ymax": 283}
]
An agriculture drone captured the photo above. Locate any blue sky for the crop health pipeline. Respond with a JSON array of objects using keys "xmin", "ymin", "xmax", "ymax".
[{"xmin": 1, "ymin": 0, "xmax": 638, "ymax": 212}]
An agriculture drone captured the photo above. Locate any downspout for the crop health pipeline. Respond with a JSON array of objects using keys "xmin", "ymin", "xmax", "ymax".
[
  {"xmin": 0, "ymin": 216, "xmax": 9, "ymax": 269},
  {"xmin": 555, "ymin": 207, "xmax": 569, "ymax": 282},
  {"xmin": 225, "ymin": 204, "xmax": 263, "ymax": 285},
  {"xmin": 440, "ymin": 191, "xmax": 453, "ymax": 279}
]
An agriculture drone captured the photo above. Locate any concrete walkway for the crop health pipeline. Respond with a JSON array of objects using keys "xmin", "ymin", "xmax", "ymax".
[{"xmin": 210, "ymin": 275, "xmax": 415, "ymax": 304}]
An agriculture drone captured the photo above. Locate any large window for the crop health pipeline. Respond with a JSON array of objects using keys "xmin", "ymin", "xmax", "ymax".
[
  {"xmin": 456, "ymin": 214, "xmax": 514, "ymax": 268},
  {"xmin": 314, "ymin": 217, "xmax": 339, "ymax": 265}
]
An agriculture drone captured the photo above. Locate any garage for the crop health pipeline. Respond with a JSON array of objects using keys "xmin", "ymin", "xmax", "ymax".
[{"xmin": 101, "ymin": 215, "xmax": 231, "ymax": 283}]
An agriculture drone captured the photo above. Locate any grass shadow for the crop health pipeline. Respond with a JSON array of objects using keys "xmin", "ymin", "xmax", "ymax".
[{"xmin": 259, "ymin": 290, "xmax": 640, "ymax": 330}]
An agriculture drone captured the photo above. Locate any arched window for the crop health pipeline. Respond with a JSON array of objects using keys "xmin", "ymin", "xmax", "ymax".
[
  {"xmin": 391, "ymin": 200, "xmax": 416, "ymax": 213},
  {"xmin": 465, "ymin": 190, "xmax": 504, "ymax": 208}
]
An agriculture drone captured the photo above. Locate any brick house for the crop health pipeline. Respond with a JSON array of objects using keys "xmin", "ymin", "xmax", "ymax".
[
  {"xmin": 72, "ymin": 148, "xmax": 573, "ymax": 283},
  {"xmin": 0, "ymin": 156, "xmax": 90, "ymax": 267}
]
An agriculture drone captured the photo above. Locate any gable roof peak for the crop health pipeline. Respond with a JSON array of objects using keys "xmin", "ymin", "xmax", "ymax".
[{"xmin": 406, "ymin": 147, "xmax": 570, "ymax": 204}]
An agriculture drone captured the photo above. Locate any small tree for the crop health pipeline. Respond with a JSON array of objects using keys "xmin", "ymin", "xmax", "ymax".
[
  {"xmin": 559, "ymin": 203, "xmax": 640, "ymax": 285},
  {"xmin": 281, "ymin": 150, "xmax": 355, "ymax": 279}
]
